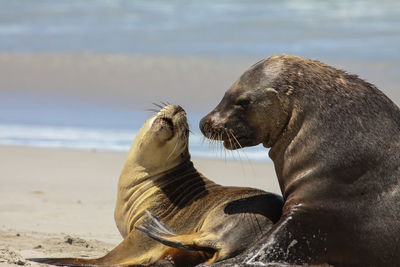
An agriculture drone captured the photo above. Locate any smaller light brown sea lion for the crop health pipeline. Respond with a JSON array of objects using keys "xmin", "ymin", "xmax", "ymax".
[{"xmin": 28, "ymin": 104, "xmax": 283, "ymax": 267}]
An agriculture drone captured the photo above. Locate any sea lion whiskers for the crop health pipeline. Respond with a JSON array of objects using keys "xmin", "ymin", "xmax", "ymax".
[
  {"xmin": 228, "ymin": 129, "xmax": 243, "ymax": 150},
  {"xmin": 206, "ymin": 132, "xmax": 226, "ymax": 160},
  {"xmin": 221, "ymin": 130, "xmax": 229, "ymax": 162},
  {"xmin": 152, "ymin": 102, "xmax": 166, "ymax": 109},
  {"xmin": 202, "ymin": 135, "xmax": 224, "ymax": 160},
  {"xmin": 166, "ymin": 110, "xmax": 189, "ymax": 160},
  {"xmin": 224, "ymin": 129, "xmax": 237, "ymax": 162},
  {"xmin": 228, "ymin": 129, "xmax": 254, "ymax": 170},
  {"xmin": 221, "ymin": 133, "xmax": 228, "ymax": 161},
  {"xmin": 202, "ymin": 135, "xmax": 222, "ymax": 159},
  {"xmin": 201, "ymin": 123, "xmax": 250, "ymax": 163},
  {"xmin": 207, "ymin": 133, "xmax": 218, "ymax": 152},
  {"xmin": 217, "ymin": 132, "xmax": 225, "ymax": 159},
  {"xmin": 146, "ymin": 108, "xmax": 162, "ymax": 113},
  {"xmin": 226, "ymin": 130, "xmax": 247, "ymax": 164}
]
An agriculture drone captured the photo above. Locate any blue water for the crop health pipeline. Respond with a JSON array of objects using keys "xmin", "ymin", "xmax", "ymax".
[
  {"xmin": 0, "ymin": 0, "xmax": 399, "ymax": 60},
  {"xmin": 0, "ymin": 0, "xmax": 399, "ymax": 160}
]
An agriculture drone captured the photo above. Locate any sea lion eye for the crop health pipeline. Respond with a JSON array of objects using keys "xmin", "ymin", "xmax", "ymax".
[
  {"xmin": 235, "ymin": 97, "xmax": 250, "ymax": 108},
  {"xmin": 161, "ymin": 117, "xmax": 173, "ymax": 128}
]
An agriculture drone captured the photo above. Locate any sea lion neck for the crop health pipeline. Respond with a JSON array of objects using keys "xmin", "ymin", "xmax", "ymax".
[
  {"xmin": 150, "ymin": 156, "xmax": 197, "ymax": 185},
  {"xmin": 151, "ymin": 159, "xmax": 216, "ymax": 208},
  {"xmin": 119, "ymin": 151, "xmax": 191, "ymax": 186},
  {"xmin": 160, "ymin": 157, "xmax": 195, "ymax": 177},
  {"xmin": 268, "ymin": 106, "xmax": 309, "ymax": 197},
  {"xmin": 269, "ymin": 78, "xmax": 400, "ymax": 208}
]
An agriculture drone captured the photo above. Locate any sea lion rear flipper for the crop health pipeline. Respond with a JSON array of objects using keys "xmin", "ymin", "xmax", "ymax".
[
  {"xmin": 27, "ymin": 257, "xmax": 98, "ymax": 266},
  {"xmin": 27, "ymin": 230, "xmax": 155, "ymax": 266}
]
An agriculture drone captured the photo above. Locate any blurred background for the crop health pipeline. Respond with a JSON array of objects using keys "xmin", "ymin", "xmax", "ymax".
[{"xmin": 1, "ymin": 0, "xmax": 399, "ymax": 160}]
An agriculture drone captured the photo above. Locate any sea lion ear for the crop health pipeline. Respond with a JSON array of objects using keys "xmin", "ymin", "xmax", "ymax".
[
  {"xmin": 265, "ymin": 87, "xmax": 294, "ymax": 96},
  {"xmin": 265, "ymin": 87, "xmax": 279, "ymax": 94}
]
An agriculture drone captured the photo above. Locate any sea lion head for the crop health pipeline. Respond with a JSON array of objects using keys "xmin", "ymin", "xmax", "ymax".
[
  {"xmin": 129, "ymin": 104, "xmax": 190, "ymax": 173},
  {"xmin": 200, "ymin": 55, "xmax": 291, "ymax": 150}
]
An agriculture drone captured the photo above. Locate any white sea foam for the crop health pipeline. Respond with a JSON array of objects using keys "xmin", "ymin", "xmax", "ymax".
[{"xmin": 0, "ymin": 124, "xmax": 270, "ymax": 162}]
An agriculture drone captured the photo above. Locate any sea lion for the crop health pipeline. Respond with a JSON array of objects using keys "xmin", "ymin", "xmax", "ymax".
[
  {"xmin": 199, "ymin": 55, "xmax": 400, "ymax": 266},
  {"xmin": 29, "ymin": 104, "xmax": 283, "ymax": 267}
]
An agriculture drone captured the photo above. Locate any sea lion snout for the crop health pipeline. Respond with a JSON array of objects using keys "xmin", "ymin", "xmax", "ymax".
[
  {"xmin": 172, "ymin": 105, "xmax": 184, "ymax": 116},
  {"xmin": 152, "ymin": 105, "xmax": 188, "ymax": 140},
  {"xmin": 152, "ymin": 116, "xmax": 175, "ymax": 140},
  {"xmin": 130, "ymin": 104, "xmax": 190, "ymax": 169},
  {"xmin": 199, "ymin": 113, "xmax": 225, "ymax": 138},
  {"xmin": 199, "ymin": 111, "xmax": 255, "ymax": 150},
  {"xmin": 199, "ymin": 111, "xmax": 232, "ymax": 142},
  {"xmin": 157, "ymin": 104, "xmax": 186, "ymax": 119},
  {"xmin": 199, "ymin": 115, "xmax": 209, "ymax": 136},
  {"xmin": 200, "ymin": 87, "xmax": 280, "ymax": 150}
]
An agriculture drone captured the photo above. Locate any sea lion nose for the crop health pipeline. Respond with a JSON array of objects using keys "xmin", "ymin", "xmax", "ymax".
[
  {"xmin": 199, "ymin": 116, "xmax": 208, "ymax": 136},
  {"xmin": 172, "ymin": 105, "xmax": 184, "ymax": 115},
  {"xmin": 199, "ymin": 115, "xmax": 213, "ymax": 137}
]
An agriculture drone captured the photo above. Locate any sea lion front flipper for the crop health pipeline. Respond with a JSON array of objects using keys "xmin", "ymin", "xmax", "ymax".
[
  {"xmin": 136, "ymin": 210, "xmax": 217, "ymax": 255},
  {"xmin": 136, "ymin": 211, "xmax": 198, "ymax": 251},
  {"xmin": 140, "ymin": 210, "xmax": 176, "ymax": 236}
]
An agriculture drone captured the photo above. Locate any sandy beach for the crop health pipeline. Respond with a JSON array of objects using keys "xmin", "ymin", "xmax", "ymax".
[{"xmin": 0, "ymin": 145, "xmax": 279, "ymax": 266}]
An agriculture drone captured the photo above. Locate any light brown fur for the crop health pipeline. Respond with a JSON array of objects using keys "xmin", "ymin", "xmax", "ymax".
[{"xmin": 29, "ymin": 105, "xmax": 283, "ymax": 267}]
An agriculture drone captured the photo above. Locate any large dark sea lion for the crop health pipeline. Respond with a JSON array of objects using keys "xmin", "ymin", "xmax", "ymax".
[
  {"xmin": 29, "ymin": 105, "xmax": 283, "ymax": 267},
  {"xmin": 200, "ymin": 55, "xmax": 400, "ymax": 266}
]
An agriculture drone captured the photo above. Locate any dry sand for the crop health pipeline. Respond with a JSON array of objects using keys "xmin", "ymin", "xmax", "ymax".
[{"xmin": 0, "ymin": 145, "xmax": 279, "ymax": 266}]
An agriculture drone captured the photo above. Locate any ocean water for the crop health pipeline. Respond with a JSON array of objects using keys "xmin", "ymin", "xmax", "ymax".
[
  {"xmin": 0, "ymin": 0, "xmax": 399, "ymax": 160},
  {"xmin": 0, "ymin": 123, "xmax": 268, "ymax": 161},
  {"xmin": 0, "ymin": 94, "xmax": 270, "ymax": 161},
  {"xmin": 0, "ymin": 0, "xmax": 399, "ymax": 60}
]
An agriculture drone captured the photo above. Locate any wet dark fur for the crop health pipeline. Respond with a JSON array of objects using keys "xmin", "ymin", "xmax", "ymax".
[{"xmin": 200, "ymin": 55, "xmax": 400, "ymax": 266}]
